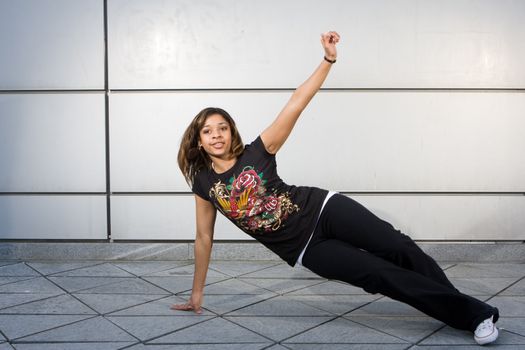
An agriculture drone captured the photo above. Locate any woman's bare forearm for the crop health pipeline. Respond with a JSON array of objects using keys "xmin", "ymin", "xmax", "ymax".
[{"xmin": 192, "ymin": 233, "xmax": 213, "ymax": 293}]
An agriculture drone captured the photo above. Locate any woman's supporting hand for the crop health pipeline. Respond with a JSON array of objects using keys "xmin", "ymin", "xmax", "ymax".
[
  {"xmin": 170, "ymin": 291, "xmax": 204, "ymax": 314},
  {"xmin": 321, "ymin": 31, "xmax": 340, "ymax": 61}
]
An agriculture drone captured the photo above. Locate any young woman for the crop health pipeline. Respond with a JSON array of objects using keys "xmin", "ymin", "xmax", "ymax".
[{"xmin": 173, "ymin": 31, "xmax": 500, "ymax": 345}]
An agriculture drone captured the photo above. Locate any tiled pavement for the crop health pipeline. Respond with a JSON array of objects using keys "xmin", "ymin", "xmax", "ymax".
[{"xmin": 0, "ymin": 260, "xmax": 523, "ymax": 349}]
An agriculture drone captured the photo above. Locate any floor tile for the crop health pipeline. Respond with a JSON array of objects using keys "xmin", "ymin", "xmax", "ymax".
[
  {"xmin": 48, "ymin": 276, "xmax": 128, "ymax": 293},
  {"xmin": 0, "ymin": 294, "xmax": 96, "ymax": 315},
  {"xmin": 344, "ymin": 315, "xmax": 443, "ymax": 343},
  {"xmin": 241, "ymin": 264, "xmax": 322, "ymax": 279},
  {"xmin": 17, "ymin": 316, "xmax": 137, "ymax": 342},
  {"xmin": 445, "ymin": 263, "xmax": 525, "ymax": 278},
  {"xmin": 125, "ymin": 343, "xmax": 270, "ymax": 350},
  {"xmin": 0, "ymin": 293, "xmax": 63, "ymax": 310},
  {"xmin": 74, "ymin": 278, "xmax": 170, "ymax": 295},
  {"xmin": 500, "ymin": 278, "xmax": 525, "ymax": 296},
  {"xmin": 287, "ymin": 280, "xmax": 366, "ymax": 295},
  {"xmin": 0, "ymin": 277, "xmax": 35, "ymax": 287},
  {"xmin": 0, "ymin": 315, "xmax": 92, "ymax": 340},
  {"xmin": 111, "ymin": 261, "xmax": 191, "ymax": 276},
  {"xmin": 144, "ymin": 264, "xmax": 229, "ymax": 278},
  {"xmin": 410, "ymin": 345, "xmax": 525, "ymax": 350},
  {"xmin": 346, "ymin": 297, "xmax": 425, "ymax": 317},
  {"xmin": 490, "ymin": 296, "xmax": 525, "ymax": 317},
  {"xmin": 291, "ymin": 294, "xmax": 381, "ymax": 315},
  {"xmin": 147, "ymin": 317, "xmax": 269, "ymax": 344},
  {"xmin": 180, "ymin": 278, "xmax": 275, "ymax": 296},
  {"xmin": 106, "ymin": 315, "xmax": 214, "ymax": 341},
  {"xmin": 0, "ymin": 277, "xmax": 64, "ymax": 294},
  {"xmin": 285, "ymin": 345, "xmax": 409, "ymax": 350},
  {"xmin": 239, "ymin": 278, "xmax": 324, "ymax": 295},
  {"xmin": 225, "ymin": 296, "xmax": 333, "ymax": 316},
  {"xmin": 283, "ymin": 317, "xmax": 408, "ymax": 344},
  {"xmin": 208, "ymin": 261, "xmax": 281, "ymax": 277},
  {"xmin": 198, "ymin": 293, "xmax": 276, "ymax": 314},
  {"xmin": 50, "ymin": 263, "xmax": 135, "ymax": 277},
  {"xmin": 420, "ymin": 326, "xmax": 525, "ymax": 345},
  {"xmin": 26, "ymin": 261, "xmax": 105, "ymax": 276},
  {"xmin": 72, "ymin": 293, "xmax": 166, "ymax": 314},
  {"xmin": 225, "ymin": 316, "xmax": 333, "ymax": 341},
  {"xmin": 0, "ymin": 263, "xmax": 39, "ymax": 277},
  {"xmin": 263, "ymin": 345, "xmax": 290, "ymax": 350},
  {"xmin": 497, "ymin": 317, "xmax": 525, "ymax": 337},
  {"xmin": 143, "ymin": 276, "xmax": 226, "ymax": 294},
  {"xmin": 449, "ymin": 277, "xmax": 521, "ymax": 295},
  {"xmin": 0, "ymin": 344, "xmax": 14, "ymax": 350},
  {"xmin": 12, "ymin": 343, "xmax": 136, "ymax": 350}
]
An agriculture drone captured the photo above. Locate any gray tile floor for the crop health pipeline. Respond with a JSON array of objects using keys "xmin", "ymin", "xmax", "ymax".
[{"xmin": 0, "ymin": 260, "xmax": 523, "ymax": 349}]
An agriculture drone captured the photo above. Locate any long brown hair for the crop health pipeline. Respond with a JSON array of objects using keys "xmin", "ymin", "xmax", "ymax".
[{"xmin": 178, "ymin": 107, "xmax": 244, "ymax": 186}]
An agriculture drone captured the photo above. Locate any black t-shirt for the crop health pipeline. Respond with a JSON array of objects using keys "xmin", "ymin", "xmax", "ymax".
[{"xmin": 192, "ymin": 136, "xmax": 328, "ymax": 266}]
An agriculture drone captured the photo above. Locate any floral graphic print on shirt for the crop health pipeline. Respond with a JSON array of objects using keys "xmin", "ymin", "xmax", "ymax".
[{"xmin": 209, "ymin": 166, "xmax": 299, "ymax": 232}]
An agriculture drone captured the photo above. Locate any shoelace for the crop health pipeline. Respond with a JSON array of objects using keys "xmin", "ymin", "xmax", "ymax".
[{"xmin": 476, "ymin": 319, "xmax": 493, "ymax": 334}]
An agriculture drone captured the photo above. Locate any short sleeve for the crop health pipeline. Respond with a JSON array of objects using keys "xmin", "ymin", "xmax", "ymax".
[
  {"xmin": 191, "ymin": 170, "xmax": 211, "ymax": 201},
  {"xmin": 248, "ymin": 136, "xmax": 275, "ymax": 158}
]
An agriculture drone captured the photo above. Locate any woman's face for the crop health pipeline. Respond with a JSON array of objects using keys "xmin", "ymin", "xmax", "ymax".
[{"xmin": 199, "ymin": 113, "xmax": 233, "ymax": 160}]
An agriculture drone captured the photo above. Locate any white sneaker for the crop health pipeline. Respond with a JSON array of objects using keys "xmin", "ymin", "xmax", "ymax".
[{"xmin": 474, "ymin": 316, "xmax": 498, "ymax": 345}]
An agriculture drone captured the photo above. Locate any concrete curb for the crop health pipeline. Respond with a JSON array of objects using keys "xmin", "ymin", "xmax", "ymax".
[{"xmin": 1, "ymin": 241, "xmax": 523, "ymax": 262}]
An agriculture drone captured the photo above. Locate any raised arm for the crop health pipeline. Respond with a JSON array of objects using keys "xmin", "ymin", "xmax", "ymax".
[
  {"xmin": 171, "ymin": 195, "xmax": 216, "ymax": 314},
  {"xmin": 261, "ymin": 31, "xmax": 340, "ymax": 154}
]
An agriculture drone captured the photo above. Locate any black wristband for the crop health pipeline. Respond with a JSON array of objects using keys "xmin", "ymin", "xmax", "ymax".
[{"xmin": 324, "ymin": 56, "xmax": 336, "ymax": 64}]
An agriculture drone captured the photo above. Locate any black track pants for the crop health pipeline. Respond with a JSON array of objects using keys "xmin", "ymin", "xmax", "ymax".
[{"xmin": 301, "ymin": 194, "xmax": 499, "ymax": 332}]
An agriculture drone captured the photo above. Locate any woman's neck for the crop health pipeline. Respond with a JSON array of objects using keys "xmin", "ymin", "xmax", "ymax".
[{"xmin": 211, "ymin": 156, "xmax": 237, "ymax": 174}]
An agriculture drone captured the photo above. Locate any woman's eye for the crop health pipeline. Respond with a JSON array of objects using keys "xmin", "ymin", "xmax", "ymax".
[{"xmin": 202, "ymin": 130, "xmax": 210, "ymax": 134}]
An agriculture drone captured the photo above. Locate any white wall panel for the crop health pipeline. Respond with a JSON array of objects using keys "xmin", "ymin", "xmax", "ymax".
[
  {"xmin": 0, "ymin": 94, "xmax": 106, "ymax": 192},
  {"xmin": 108, "ymin": 0, "xmax": 525, "ymax": 89},
  {"xmin": 0, "ymin": 0, "xmax": 104, "ymax": 90},
  {"xmin": 110, "ymin": 91, "xmax": 525, "ymax": 192},
  {"xmin": 0, "ymin": 196, "xmax": 107, "ymax": 239},
  {"xmin": 111, "ymin": 195, "xmax": 244, "ymax": 240},
  {"xmin": 110, "ymin": 194, "xmax": 525, "ymax": 240}
]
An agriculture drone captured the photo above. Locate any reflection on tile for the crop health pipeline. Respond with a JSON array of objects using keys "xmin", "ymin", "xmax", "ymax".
[{"xmin": 241, "ymin": 264, "xmax": 322, "ymax": 279}]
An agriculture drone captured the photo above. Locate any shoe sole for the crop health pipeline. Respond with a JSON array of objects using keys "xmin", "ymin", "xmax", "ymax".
[{"xmin": 475, "ymin": 326, "xmax": 499, "ymax": 345}]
